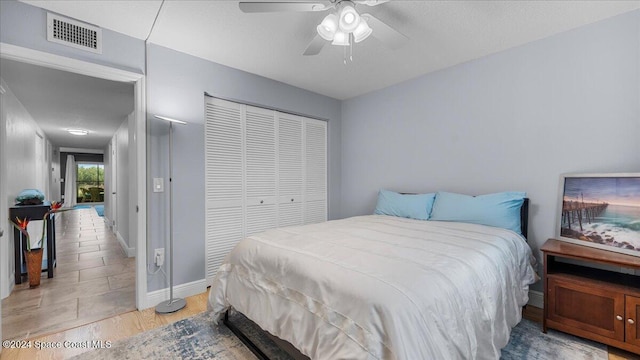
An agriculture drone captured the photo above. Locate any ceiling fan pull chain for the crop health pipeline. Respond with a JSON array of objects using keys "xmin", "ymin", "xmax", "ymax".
[
  {"xmin": 343, "ymin": 45, "xmax": 347, "ymax": 65},
  {"xmin": 350, "ymin": 33, "xmax": 353, "ymax": 62}
]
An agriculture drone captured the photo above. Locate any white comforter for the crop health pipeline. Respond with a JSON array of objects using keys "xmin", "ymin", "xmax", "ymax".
[{"xmin": 209, "ymin": 215, "xmax": 537, "ymax": 360}]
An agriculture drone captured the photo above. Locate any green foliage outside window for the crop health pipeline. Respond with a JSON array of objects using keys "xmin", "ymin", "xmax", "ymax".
[{"xmin": 77, "ymin": 163, "xmax": 104, "ymax": 202}]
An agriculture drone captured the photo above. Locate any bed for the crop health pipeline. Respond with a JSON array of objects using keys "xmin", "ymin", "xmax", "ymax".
[{"xmin": 209, "ymin": 195, "xmax": 537, "ymax": 360}]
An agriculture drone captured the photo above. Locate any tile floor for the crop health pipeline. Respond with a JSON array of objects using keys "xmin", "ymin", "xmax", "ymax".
[{"xmin": 2, "ymin": 206, "xmax": 136, "ymax": 340}]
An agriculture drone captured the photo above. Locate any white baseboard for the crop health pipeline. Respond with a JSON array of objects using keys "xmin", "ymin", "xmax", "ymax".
[
  {"xmin": 527, "ymin": 290, "xmax": 543, "ymax": 309},
  {"xmin": 116, "ymin": 231, "xmax": 136, "ymax": 257},
  {"xmin": 145, "ymin": 279, "xmax": 207, "ymax": 310},
  {"xmin": 104, "ymin": 215, "xmax": 112, "ymax": 229}
]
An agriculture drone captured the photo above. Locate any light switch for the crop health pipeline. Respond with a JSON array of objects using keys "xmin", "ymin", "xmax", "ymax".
[{"xmin": 153, "ymin": 178, "xmax": 164, "ymax": 193}]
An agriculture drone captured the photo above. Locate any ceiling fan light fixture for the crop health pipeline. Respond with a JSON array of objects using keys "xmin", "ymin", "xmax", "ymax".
[
  {"xmin": 317, "ymin": 13, "xmax": 338, "ymax": 41},
  {"xmin": 331, "ymin": 31, "xmax": 350, "ymax": 46},
  {"xmin": 353, "ymin": 17, "xmax": 372, "ymax": 43},
  {"xmin": 338, "ymin": 4, "xmax": 360, "ymax": 33}
]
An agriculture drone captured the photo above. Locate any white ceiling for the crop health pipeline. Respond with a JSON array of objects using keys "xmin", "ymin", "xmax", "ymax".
[
  {"xmin": 0, "ymin": 59, "xmax": 134, "ymax": 148},
  {"xmin": 19, "ymin": 0, "xmax": 640, "ymax": 99}
]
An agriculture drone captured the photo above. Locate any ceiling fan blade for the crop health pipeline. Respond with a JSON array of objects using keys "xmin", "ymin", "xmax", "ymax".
[
  {"xmin": 239, "ymin": 2, "xmax": 329, "ymax": 13},
  {"xmin": 362, "ymin": 13, "xmax": 408, "ymax": 49},
  {"xmin": 354, "ymin": 0, "xmax": 390, "ymax": 6},
  {"xmin": 303, "ymin": 34, "xmax": 326, "ymax": 56}
]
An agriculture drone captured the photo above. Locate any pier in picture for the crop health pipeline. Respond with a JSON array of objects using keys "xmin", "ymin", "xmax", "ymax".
[{"xmin": 559, "ymin": 174, "xmax": 640, "ymax": 256}]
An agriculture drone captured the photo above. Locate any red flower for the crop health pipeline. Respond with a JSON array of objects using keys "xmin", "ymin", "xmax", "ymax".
[
  {"xmin": 11, "ymin": 217, "xmax": 34, "ymax": 251},
  {"xmin": 50, "ymin": 201, "xmax": 63, "ymax": 211},
  {"xmin": 15, "ymin": 217, "xmax": 29, "ymax": 230}
]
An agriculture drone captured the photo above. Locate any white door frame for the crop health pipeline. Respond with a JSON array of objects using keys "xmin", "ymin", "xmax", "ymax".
[
  {"xmin": 0, "ymin": 78, "xmax": 6, "ymax": 346},
  {"xmin": 34, "ymin": 132, "xmax": 45, "ymax": 195},
  {"xmin": 110, "ymin": 135, "xmax": 118, "ymax": 234},
  {"xmin": 0, "ymin": 43, "xmax": 149, "ymax": 309}
]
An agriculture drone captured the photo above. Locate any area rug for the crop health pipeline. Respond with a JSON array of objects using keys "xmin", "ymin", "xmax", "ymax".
[
  {"xmin": 71, "ymin": 313, "xmax": 607, "ymax": 360},
  {"xmin": 501, "ymin": 318, "xmax": 606, "ymax": 360},
  {"xmin": 70, "ymin": 311, "xmax": 289, "ymax": 360},
  {"xmin": 94, "ymin": 205, "xmax": 104, "ymax": 217}
]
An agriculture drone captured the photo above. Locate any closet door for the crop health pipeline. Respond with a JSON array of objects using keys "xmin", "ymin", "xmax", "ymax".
[
  {"xmin": 244, "ymin": 105, "xmax": 277, "ymax": 236},
  {"xmin": 304, "ymin": 119, "xmax": 327, "ymax": 224},
  {"xmin": 277, "ymin": 113, "xmax": 303, "ymax": 227},
  {"xmin": 204, "ymin": 98, "xmax": 244, "ymax": 282},
  {"xmin": 205, "ymin": 97, "xmax": 328, "ymax": 285}
]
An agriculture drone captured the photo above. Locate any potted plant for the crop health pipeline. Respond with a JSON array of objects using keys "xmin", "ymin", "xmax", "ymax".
[{"xmin": 10, "ymin": 201, "xmax": 68, "ymax": 288}]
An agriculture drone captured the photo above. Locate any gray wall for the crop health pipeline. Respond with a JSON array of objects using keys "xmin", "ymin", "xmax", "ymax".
[
  {"xmin": 0, "ymin": 78, "xmax": 47, "ymax": 298},
  {"xmin": 103, "ymin": 115, "xmax": 134, "ymax": 250},
  {"xmin": 341, "ymin": 10, "xmax": 640, "ymax": 289},
  {"xmin": 115, "ymin": 116, "xmax": 131, "ymax": 248},
  {"xmin": 49, "ymin": 147, "xmax": 61, "ymax": 202},
  {"xmin": 146, "ymin": 44, "xmax": 342, "ymax": 291}
]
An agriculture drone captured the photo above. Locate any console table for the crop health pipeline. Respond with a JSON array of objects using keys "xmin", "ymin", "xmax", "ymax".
[
  {"xmin": 9, "ymin": 203, "xmax": 56, "ymax": 284},
  {"xmin": 542, "ymin": 239, "xmax": 640, "ymax": 355}
]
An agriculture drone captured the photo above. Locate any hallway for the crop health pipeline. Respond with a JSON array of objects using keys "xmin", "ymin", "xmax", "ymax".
[{"xmin": 2, "ymin": 207, "xmax": 135, "ymax": 340}]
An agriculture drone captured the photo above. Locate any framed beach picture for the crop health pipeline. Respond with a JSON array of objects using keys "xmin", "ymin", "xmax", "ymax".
[{"xmin": 556, "ymin": 173, "xmax": 640, "ymax": 257}]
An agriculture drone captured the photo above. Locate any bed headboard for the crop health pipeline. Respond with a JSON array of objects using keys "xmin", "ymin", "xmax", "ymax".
[{"xmin": 520, "ymin": 198, "xmax": 529, "ymax": 240}]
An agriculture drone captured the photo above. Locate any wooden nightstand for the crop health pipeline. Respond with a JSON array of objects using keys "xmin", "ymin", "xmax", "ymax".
[{"xmin": 541, "ymin": 239, "xmax": 640, "ymax": 355}]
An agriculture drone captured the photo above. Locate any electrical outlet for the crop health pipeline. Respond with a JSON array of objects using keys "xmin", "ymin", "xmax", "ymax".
[{"xmin": 154, "ymin": 248, "xmax": 165, "ymax": 267}]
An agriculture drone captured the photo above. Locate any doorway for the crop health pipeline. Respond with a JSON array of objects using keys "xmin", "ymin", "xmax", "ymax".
[
  {"xmin": 0, "ymin": 43, "xmax": 148, "ymax": 340},
  {"xmin": 109, "ymin": 139, "xmax": 118, "ymax": 236},
  {"xmin": 76, "ymin": 162, "xmax": 105, "ymax": 204}
]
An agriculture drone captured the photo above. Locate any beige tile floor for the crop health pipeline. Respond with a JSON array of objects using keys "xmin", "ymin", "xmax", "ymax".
[{"xmin": 2, "ymin": 206, "xmax": 136, "ymax": 340}]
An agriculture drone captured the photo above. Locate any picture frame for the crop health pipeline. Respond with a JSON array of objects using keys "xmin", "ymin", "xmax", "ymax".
[{"xmin": 556, "ymin": 173, "xmax": 640, "ymax": 257}]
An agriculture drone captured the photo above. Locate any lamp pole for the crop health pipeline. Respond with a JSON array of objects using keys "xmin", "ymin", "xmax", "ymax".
[{"xmin": 155, "ymin": 116, "xmax": 187, "ymax": 314}]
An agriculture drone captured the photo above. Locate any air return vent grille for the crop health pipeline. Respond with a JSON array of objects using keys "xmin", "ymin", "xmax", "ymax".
[{"xmin": 47, "ymin": 13, "xmax": 102, "ymax": 54}]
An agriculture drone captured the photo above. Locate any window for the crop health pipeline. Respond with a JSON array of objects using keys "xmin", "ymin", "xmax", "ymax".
[{"xmin": 77, "ymin": 163, "xmax": 104, "ymax": 203}]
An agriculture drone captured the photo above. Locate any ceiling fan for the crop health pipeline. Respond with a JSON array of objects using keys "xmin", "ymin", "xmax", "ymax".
[{"xmin": 238, "ymin": 0, "xmax": 408, "ymax": 57}]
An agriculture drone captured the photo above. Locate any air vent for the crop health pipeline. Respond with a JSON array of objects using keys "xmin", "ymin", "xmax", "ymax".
[{"xmin": 47, "ymin": 13, "xmax": 102, "ymax": 54}]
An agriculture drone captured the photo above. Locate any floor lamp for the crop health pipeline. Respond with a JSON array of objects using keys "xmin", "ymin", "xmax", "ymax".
[{"xmin": 154, "ymin": 115, "xmax": 187, "ymax": 313}]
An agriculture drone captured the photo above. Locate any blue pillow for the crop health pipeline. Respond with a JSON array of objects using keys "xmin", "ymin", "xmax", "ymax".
[
  {"xmin": 429, "ymin": 191, "xmax": 526, "ymax": 234},
  {"xmin": 16, "ymin": 189, "xmax": 45, "ymax": 205},
  {"xmin": 374, "ymin": 189, "xmax": 436, "ymax": 220}
]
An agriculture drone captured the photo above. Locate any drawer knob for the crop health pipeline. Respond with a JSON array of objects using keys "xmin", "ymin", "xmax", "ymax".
[
  {"xmin": 291, "ymin": 198, "xmax": 294, "ymax": 202},
  {"xmin": 616, "ymin": 315, "xmax": 623, "ymax": 321},
  {"xmin": 260, "ymin": 200, "xmax": 264, "ymax": 204},
  {"xmin": 629, "ymin": 319, "xmax": 635, "ymax": 325}
]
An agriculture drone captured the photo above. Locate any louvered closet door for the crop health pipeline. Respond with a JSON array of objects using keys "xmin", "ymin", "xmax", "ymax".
[
  {"xmin": 277, "ymin": 113, "xmax": 303, "ymax": 227},
  {"xmin": 304, "ymin": 119, "xmax": 327, "ymax": 224},
  {"xmin": 204, "ymin": 97, "xmax": 328, "ymax": 285},
  {"xmin": 245, "ymin": 105, "xmax": 277, "ymax": 236},
  {"xmin": 204, "ymin": 98, "xmax": 244, "ymax": 282}
]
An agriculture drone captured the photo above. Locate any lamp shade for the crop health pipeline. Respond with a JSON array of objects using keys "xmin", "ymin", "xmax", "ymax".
[
  {"xmin": 154, "ymin": 115, "xmax": 187, "ymax": 125},
  {"xmin": 338, "ymin": 4, "xmax": 360, "ymax": 33},
  {"xmin": 353, "ymin": 17, "xmax": 372, "ymax": 43},
  {"xmin": 331, "ymin": 31, "xmax": 350, "ymax": 46},
  {"xmin": 317, "ymin": 13, "xmax": 338, "ymax": 41}
]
